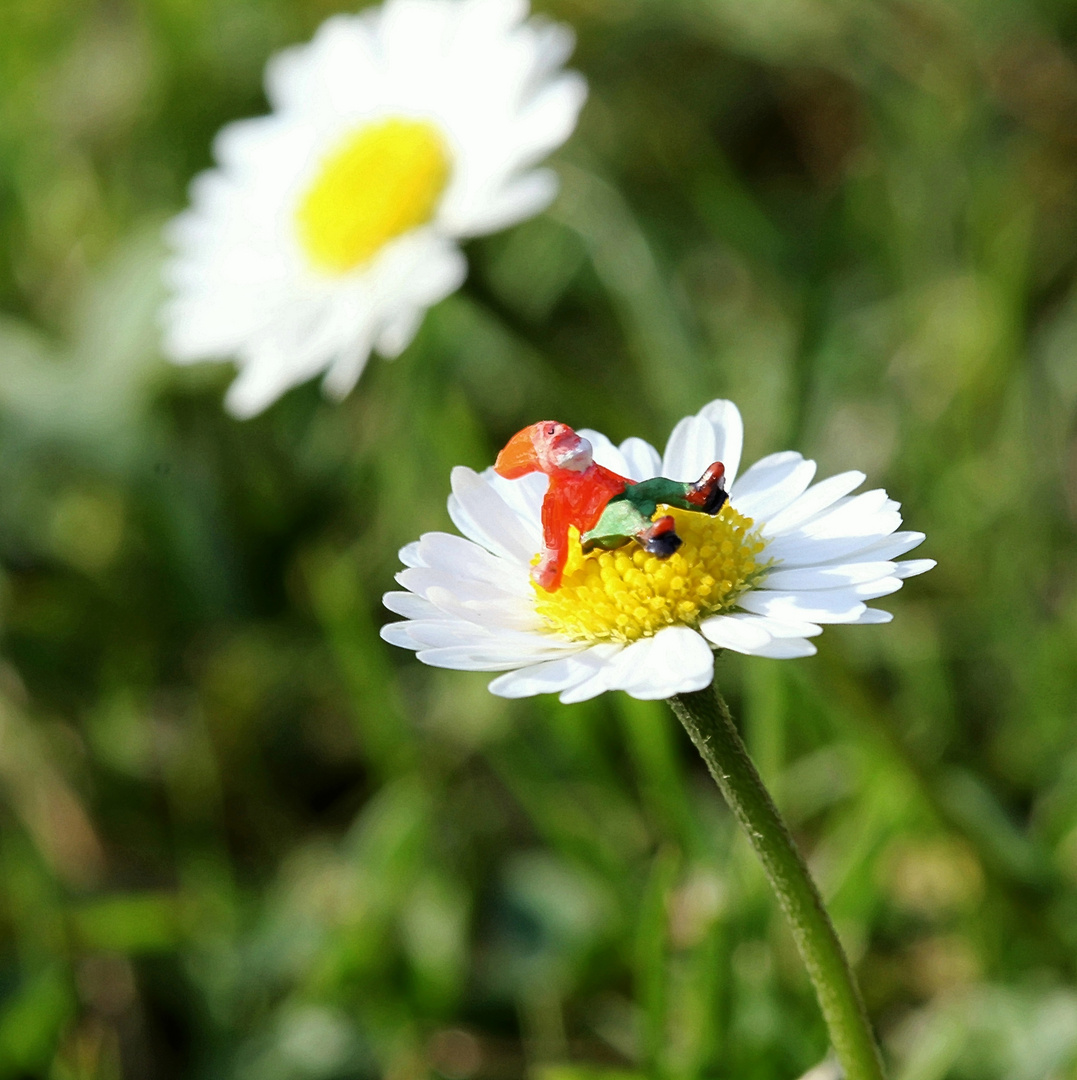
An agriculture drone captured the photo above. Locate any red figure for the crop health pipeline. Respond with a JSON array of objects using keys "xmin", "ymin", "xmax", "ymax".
[{"xmin": 495, "ymin": 422, "xmax": 728, "ymax": 592}]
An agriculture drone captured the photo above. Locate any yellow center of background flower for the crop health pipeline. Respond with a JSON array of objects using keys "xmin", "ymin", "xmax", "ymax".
[
  {"xmin": 295, "ymin": 118, "xmax": 451, "ymax": 274},
  {"xmin": 534, "ymin": 505, "xmax": 767, "ymax": 644}
]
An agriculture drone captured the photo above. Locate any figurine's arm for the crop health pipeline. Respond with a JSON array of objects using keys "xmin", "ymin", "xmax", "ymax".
[{"xmin": 535, "ymin": 490, "xmax": 572, "ymax": 592}]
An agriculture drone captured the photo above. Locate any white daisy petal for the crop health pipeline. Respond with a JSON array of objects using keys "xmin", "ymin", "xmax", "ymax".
[
  {"xmin": 321, "ymin": 338, "xmax": 376, "ymax": 402},
  {"xmin": 618, "ymin": 437, "xmax": 662, "ymax": 481},
  {"xmin": 699, "ymin": 399, "xmax": 744, "ymax": 484},
  {"xmin": 557, "ymin": 641, "xmax": 672, "ymax": 703},
  {"xmin": 164, "ymin": 0, "xmax": 586, "ymax": 417},
  {"xmin": 211, "ymin": 116, "xmax": 291, "ymax": 173},
  {"xmin": 394, "ymin": 572, "xmax": 540, "ymax": 633},
  {"xmin": 513, "ymin": 72, "xmax": 589, "ymax": 160},
  {"xmin": 428, "ymin": 594, "xmax": 541, "ymax": 633},
  {"xmin": 417, "ymin": 641, "xmax": 579, "ymax": 671},
  {"xmin": 489, "ymin": 646, "xmax": 619, "ymax": 699},
  {"xmin": 744, "ymin": 637, "xmax": 818, "ymax": 659},
  {"xmin": 225, "ymin": 352, "xmax": 323, "ymax": 419},
  {"xmin": 796, "ymin": 489, "xmax": 894, "ymax": 535},
  {"xmin": 762, "ymin": 470, "xmax": 867, "ymax": 536},
  {"xmin": 851, "ymin": 577, "xmax": 903, "ymax": 600},
  {"xmin": 895, "ymin": 558, "xmax": 936, "ymax": 578},
  {"xmin": 771, "ymin": 532, "xmax": 905, "ymax": 568},
  {"xmin": 612, "ymin": 627, "xmax": 715, "ymax": 699},
  {"xmin": 383, "ymin": 400, "xmax": 931, "ymax": 697},
  {"xmin": 557, "ymin": 629, "xmax": 713, "ymax": 703},
  {"xmin": 699, "ymin": 611, "xmax": 826, "ymax": 654},
  {"xmin": 855, "ymin": 608, "xmax": 894, "ymax": 624},
  {"xmin": 833, "ymin": 531, "xmax": 926, "ymax": 563},
  {"xmin": 699, "ymin": 614, "xmax": 773, "ymax": 652},
  {"xmin": 458, "ymin": 0, "xmax": 529, "ymax": 38},
  {"xmin": 415, "ymin": 531, "xmax": 532, "ymax": 593},
  {"xmin": 424, "ymin": 586, "xmax": 542, "ymax": 632},
  {"xmin": 451, "ymin": 169, "xmax": 560, "ymax": 235},
  {"xmin": 557, "ymin": 671, "xmax": 614, "ymax": 704},
  {"xmin": 398, "ymin": 621, "xmax": 485, "ymax": 649},
  {"xmin": 405, "ymin": 619, "xmax": 561, "ymax": 650},
  {"xmin": 662, "ymin": 416, "xmax": 718, "ymax": 483},
  {"xmin": 448, "ymin": 467, "xmax": 541, "ymax": 564},
  {"xmin": 731, "ymin": 613, "xmax": 823, "ymax": 638},
  {"xmin": 399, "ymin": 541, "xmax": 425, "ymax": 568},
  {"xmin": 382, "ymin": 591, "xmax": 440, "ymax": 618},
  {"xmin": 577, "ymin": 429, "xmax": 631, "ymax": 477},
  {"xmin": 763, "ymin": 491, "xmax": 903, "ymax": 567},
  {"xmin": 760, "ymin": 562, "xmax": 897, "ymax": 591},
  {"xmin": 397, "ymin": 586, "xmax": 543, "ymax": 635},
  {"xmin": 265, "ymin": 16, "xmax": 382, "ymax": 113},
  {"xmin": 375, "ymin": 308, "xmax": 424, "ymax": 358},
  {"xmin": 380, "ymin": 620, "xmax": 424, "ymax": 649},
  {"xmin": 395, "ymin": 567, "xmax": 512, "ymax": 605},
  {"xmin": 484, "ymin": 468, "xmax": 547, "ymax": 540},
  {"xmin": 379, "ymin": 0, "xmax": 459, "ymax": 59},
  {"xmin": 555, "ymin": 647, "xmax": 631, "ymax": 703},
  {"xmin": 525, "ymin": 22, "xmax": 576, "ymax": 84},
  {"xmin": 739, "ymin": 589, "xmax": 868, "ymax": 624},
  {"xmin": 731, "ymin": 454, "xmax": 817, "ymax": 521}
]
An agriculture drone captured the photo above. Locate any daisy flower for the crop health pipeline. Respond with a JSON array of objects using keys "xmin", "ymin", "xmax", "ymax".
[
  {"xmin": 163, "ymin": 0, "xmax": 587, "ymax": 418},
  {"xmin": 381, "ymin": 399, "xmax": 934, "ymax": 701}
]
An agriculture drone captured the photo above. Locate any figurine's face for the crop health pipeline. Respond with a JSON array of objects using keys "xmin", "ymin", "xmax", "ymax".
[
  {"xmin": 495, "ymin": 421, "xmax": 594, "ymax": 478},
  {"xmin": 536, "ymin": 422, "xmax": 593, "ymax": 472}
]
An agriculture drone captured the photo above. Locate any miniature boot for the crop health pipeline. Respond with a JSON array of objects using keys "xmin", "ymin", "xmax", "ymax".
[
  {"xmin": 685, "ymin": 461, "xmax": 728, "ymax": 515},
  {"xmin": 639, "ymin": 515, "xmax": 683, "ymax": 557}
]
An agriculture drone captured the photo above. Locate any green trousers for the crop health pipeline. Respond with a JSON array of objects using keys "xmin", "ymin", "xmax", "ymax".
[{"xmin": 580, "ymin": 477, "xmax": 708, "ymax": 552}]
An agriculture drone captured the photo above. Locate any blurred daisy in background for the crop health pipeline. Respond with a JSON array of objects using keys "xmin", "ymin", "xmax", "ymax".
[
  {"xmin": 163, "ymin": 0, "xmax": 586, "ymax": 418},
  {"xmin": 382, "ymin": 400, "xmax": 935, "ymax": 701}
]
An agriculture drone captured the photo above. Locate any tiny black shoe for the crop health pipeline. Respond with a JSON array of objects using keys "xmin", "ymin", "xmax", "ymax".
[
  {"xmin": 643, "ymin": 530, "xmax": 683, "ymax": 557},
  {"xmin": 639, "ymin": 514, "xmax": 683, "ymax": 558},
  {"xmin": 686, "ymin": 461, "xmax": 728, "ymax": 515},
  {"xmin": 699, "ymin": 483, "xmax": 727, "ymax": 515}
]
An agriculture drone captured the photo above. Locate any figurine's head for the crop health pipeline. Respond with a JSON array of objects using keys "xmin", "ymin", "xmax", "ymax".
[{"xmin": 495, "ymin": 421, "xmax": 594, "ymax": 478}]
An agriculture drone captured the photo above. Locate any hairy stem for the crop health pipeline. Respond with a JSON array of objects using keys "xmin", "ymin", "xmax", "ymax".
[{"xmin": 669, "ymin": 686, "xmax": 886, "ymax": 1080}]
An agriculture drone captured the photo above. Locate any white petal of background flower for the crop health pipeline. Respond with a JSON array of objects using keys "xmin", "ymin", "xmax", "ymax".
[
  {"xmin": 163, "ymin": 0, "xmax": 586, "ymax": 417},
  {"xmin": 381, "ymin": 399, "xmax": 934, "ymax": 700}
]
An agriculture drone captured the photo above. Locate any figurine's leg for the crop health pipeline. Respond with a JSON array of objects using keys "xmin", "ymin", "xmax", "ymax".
[
  {"xmin": 581, "ymin": 499, "xmax": 683, "ymax": 557},
  {"xmin": 579, "ymin": 464, "xmax": 728, "ymax": 560},
  {"xmin": 581, "ymin": 499, "xmax": 652, "ymax": 551},
  {"xmin": 629, "ymin": 463, "xmax": 728, "ymax": 516}
]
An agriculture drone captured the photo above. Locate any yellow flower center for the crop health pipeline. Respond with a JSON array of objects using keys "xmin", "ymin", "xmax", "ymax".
[
  {"xmin": 295, "ymin": 117, "xmax": 452, "ymax": 274},
  {"xmin": 534, "ymin": 505, "xmax": 768, "ymax": 644}
]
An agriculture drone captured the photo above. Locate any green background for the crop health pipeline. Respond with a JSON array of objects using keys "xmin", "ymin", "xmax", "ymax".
[{"xmin": 2, "ymin": 0, "xmax": 1077, "ymax": 1077}]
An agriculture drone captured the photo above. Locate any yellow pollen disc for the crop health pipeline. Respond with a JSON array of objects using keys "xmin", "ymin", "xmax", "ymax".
[
  {"xmin": 534, "ymin": 505, "xmax": 768, "ymax": 644},
  {"xmin": 295, "ymin": 117, "xmax": 451, "ymax": 274}
]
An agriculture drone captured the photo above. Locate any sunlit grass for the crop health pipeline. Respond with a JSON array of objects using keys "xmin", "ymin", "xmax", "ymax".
[{"xmin": 2, "ymin": 1, "xmax": 1077, "ymax": 1077}]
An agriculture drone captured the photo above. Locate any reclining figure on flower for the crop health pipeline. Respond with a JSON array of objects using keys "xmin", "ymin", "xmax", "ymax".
[{"xmin": 495, "ymin": 421, "xmax": 728, "ymax": 592}]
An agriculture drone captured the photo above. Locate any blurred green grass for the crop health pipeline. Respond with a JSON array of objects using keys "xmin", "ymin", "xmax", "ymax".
[{"xmin": 4, "ymin": 0, "xmax": 1077, "ymax": 1077}]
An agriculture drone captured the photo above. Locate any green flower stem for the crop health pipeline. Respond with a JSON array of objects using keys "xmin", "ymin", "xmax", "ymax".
[{"xmin": 669, "ymin": 686, "xmax": 886, "ymax": 1080}]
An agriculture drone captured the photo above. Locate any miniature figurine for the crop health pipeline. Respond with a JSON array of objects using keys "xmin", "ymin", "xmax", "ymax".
[{"xmin": 495, "ymin": 421, "xmax": 728, "ymax": 591}]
